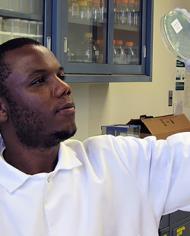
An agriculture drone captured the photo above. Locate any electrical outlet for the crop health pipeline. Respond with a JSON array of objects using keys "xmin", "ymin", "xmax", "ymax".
[{"xmin": 168, "ymin": 90, "xmax": 173, "ymax": 106}]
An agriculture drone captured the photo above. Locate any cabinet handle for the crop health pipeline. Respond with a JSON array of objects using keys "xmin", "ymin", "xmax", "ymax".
[
  {"xmin": 64, "ymin": 37, "xmax": 68, "ymax": 53},
  {"xmin": 46, "ymin": 36, "xmax": 51, "ymax": 51},
  {"xmin": 143, "ymin": 45, "xmax": 146, "ymax": 58}
]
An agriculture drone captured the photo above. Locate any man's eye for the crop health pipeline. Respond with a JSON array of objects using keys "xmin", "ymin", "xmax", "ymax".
[
  {"xmin": 57, "ymin": 73, "xmax": 65, "ymax": 81},
  {"xmin": 31, "ymin": 76, "xmax": 47, "ymax": 86}
]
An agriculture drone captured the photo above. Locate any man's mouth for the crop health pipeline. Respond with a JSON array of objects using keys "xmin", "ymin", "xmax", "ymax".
[{"xmin": 55, "ymin": 103, "xmax": 75, "ymax": 115}]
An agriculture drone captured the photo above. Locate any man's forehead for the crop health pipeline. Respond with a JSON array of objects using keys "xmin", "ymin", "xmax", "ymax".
[{"xmin": 5, "ymin": 45, "xmax": 58, "ymax": 69}]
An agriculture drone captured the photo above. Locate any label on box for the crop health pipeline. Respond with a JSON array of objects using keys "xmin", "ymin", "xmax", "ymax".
[{"xmin": 171, "ymin": 19, "xmax": 183, "ymax": 34}]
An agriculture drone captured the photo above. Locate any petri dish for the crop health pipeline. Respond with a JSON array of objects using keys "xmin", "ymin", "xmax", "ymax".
[{"xmin": 161, "ymin": 9, "xmax": 190, "ymax": 61}]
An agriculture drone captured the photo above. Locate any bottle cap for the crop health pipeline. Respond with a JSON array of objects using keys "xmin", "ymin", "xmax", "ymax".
[
  {"xmin": 125, "ymin": 41, "xmax": 134, "ymax": 47},
  {"xmin": 117, "ymin": 40, "xmax": 123, "ymax": 45}
]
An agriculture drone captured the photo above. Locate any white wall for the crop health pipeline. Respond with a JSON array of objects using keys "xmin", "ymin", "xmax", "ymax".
[{"xmin": 71, "ymin": 0, "xmax": 190, "ymax": 141}]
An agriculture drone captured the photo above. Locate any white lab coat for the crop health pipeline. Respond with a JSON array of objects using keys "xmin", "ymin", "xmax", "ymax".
[{"xmin": 0, "ymin": 133, "xmax": 190, "ymax": 236}]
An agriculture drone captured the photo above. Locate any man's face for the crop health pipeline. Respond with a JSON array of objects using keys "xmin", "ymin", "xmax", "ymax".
[{"xmin": 3, "ymin": 44, "xmax": 76, "ymax": 148}]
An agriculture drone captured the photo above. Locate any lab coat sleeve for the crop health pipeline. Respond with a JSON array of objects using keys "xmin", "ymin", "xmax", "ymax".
[
  {"xmin": 161, "ymin": 132, "xmax": 190, "ymax": 214},
  {"xmin": 112, "ymin": 133, "xmax": 190, "ymax": 220}
]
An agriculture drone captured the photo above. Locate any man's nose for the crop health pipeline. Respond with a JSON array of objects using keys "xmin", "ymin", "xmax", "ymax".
[{"xmin": 52, "ymin": 76, "xmax": 71, "ymax": 98}]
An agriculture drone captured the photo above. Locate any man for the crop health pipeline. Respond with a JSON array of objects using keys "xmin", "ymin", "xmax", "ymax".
[{"xmin": 0, "ymin": 37, "xmax": 190, "ymax": 236}]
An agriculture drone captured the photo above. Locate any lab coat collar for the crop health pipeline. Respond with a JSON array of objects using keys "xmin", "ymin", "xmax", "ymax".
[{"xmin": 0, "ymin": 136, "xmax": 82, "ymax": 193}]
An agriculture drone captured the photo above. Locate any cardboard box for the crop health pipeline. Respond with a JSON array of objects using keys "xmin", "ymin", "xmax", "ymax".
[{"xmin": 127, "ymin": 114, "xmax": 190, "ymax": 139}]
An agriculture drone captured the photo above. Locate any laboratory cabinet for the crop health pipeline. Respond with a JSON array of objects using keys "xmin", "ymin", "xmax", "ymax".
[
  {"xmin": 0, "ymin": 0, "xmax": 153, "ymax": 83},
  {"xmin": 0, "ymin": 0, "xmax": 51, "ymax": 48},
  {"xmin": 159, "ymin": 211, "xmax": 190, "ymax": 236},
  {"xmin": 52, "ymin": 0, "xmax": 153, "ymax": 82}
]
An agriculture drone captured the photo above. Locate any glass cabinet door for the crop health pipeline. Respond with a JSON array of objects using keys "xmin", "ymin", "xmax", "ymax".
[
  {"xmin": 0, "ymin": 0, "xmax": 44, "ymax": 44},
  {"xmin": 67, "ymin": 0, "xmax": 107, "ymax": 64},
  {"xmin": 54, "ymin": 0, "xmax": 152, "ymax": 80},
  {"xmin": 113, "ymin": 0, "xmax": 141, "ymax": 65}
]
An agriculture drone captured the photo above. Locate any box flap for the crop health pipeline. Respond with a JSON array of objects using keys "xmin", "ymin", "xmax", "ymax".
[{"xmin": 142, "ymin": 114, "xmax": 190, "ymax": 139}]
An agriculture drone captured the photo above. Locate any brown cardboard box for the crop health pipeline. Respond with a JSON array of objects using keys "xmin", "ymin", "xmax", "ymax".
[{"xmin": 127, "ymin": 114, "xmax": 190, "ymax": 139}]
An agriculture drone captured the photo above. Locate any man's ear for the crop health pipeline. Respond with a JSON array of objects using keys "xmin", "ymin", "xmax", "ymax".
[{"xmin": 0, "ymin": 98, "xmax": 8, "ymax": 123}]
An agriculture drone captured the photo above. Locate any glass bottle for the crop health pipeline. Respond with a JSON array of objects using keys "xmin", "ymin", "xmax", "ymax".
[
  {"xmin": 84, "ymin": 32, "xmax": 93, "ymax": 62},
  {"xmin": 113, "ymin": 40, "xmax": 117, "ymax": 63},
  {"xmin": 92, "ymin": 0, "xmax": 105, "ymax": 23},
  {"xmin": 114, "ymin": 0, "xmax": 121, "ymax": 24},
  {"xmin": 113, "ymin": 40, "xmax": 125, "ymax": 64},
  {"xmin": 69, "ymin": 0, "xmax": 80, "ymax": 19},
  {"xmin": 133, "ymin": 0, "xmax": 140, "ymax": 27},
  {"xmin": 86, "ymin": 0, "xmax": 92, "ymax": 21},
  {"xmin": 129, "ymin": 0, "xmax": 139, "ymax": 26},
  {"xmin": 92, "ymin": 0, "xmax": 99, "ymax": 22},
  {"xmin": 124, "ymin": 41, "xmax": 135, "ymax": 64},
  {"xmin": 126, "ymin": 0, "xmax": 133, "ymax": 26},
  {"xmin": 119, "ymin": 0, "xmax": 126, "ymax": 24},
  {"xmin": 79, "ymin": 0, "xmax": 88, "ymax": 20},
  {"xmin": 99, "ymin": 0, "xmax": 105, "ymax": 23},
  {"xmin": 95, "ymin": 39, "xmax": 104, "ymax": 63}
]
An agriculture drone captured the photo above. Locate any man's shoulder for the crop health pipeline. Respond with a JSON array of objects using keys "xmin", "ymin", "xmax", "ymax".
[
  {"xmin": 64, "ymin": 135, "xmax": 114, "ymax": 149},
  {"xmin": 63, "ymin": 134, "xmax": 156, "ymax": 157},
  {"xmin": 63, "ymin": 132, "xmax": 190, "ymax": 158},
  {"xmin": 64, "ymin": 134, "xmax": 157, "ymax": 146}
]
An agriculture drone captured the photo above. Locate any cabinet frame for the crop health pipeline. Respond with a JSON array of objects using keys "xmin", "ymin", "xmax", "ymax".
[
  {"xmin": 52, "ymin": 0, "xmax": 153, "ymax": 82},
  {"xmin": 0, "ymin": 0, "xmax": 51, "ymax": 47}
]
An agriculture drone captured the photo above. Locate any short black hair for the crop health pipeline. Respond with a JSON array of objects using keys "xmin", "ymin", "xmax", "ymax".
[{"xmin": 0, "ymin": 37, "xmax": 41, "ymax": 98}]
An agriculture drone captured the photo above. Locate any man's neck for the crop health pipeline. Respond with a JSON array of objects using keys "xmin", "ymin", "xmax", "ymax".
[{"xmin": 2, "ymin": 144, "xmax": 60, "ymax": 175}]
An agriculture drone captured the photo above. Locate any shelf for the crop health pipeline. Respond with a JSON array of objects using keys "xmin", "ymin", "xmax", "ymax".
[
  {"xmin": 64, "ymin": 74, "xmax": 151, "ymax": 83},
  {"xmin": 68, "ymin": 16, "xmax": 104, "ymax": 27},
  {"xmin": 0, "ymin": 9, "xmax": 43, "ymax": 21},
  {"xmin": 0, "ymin": 31, "xmax": 42, "ymax": 43},
  {"xmin": 68, "ymin": 16, "xmax": 138, "ymax": 32},
  {"xmin": 114, "ymin": 24, "xmax": 139, "ymax": 32}
]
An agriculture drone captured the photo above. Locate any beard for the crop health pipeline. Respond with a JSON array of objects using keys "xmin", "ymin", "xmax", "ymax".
[{"xmin": 6, "ymin": 98, "xmax": 76, "ymax": 149}]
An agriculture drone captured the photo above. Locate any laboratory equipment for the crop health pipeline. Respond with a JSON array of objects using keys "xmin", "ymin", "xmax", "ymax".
[{"xmin": 161, "ymin": 8, "xmax": 190, "ymax": 68}]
